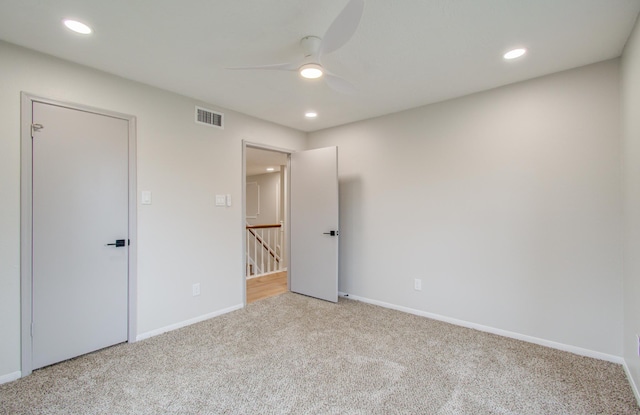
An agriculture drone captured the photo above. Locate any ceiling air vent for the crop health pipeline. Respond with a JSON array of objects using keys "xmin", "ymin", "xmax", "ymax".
[{"xmin": 195, "ymin": 106, "xmax": 224, "ymax": 129}]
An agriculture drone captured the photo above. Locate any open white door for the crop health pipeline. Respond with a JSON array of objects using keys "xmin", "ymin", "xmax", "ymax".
[{"xmin": 290, "ymin": 147, "xmax": 339, "ymax": 302}]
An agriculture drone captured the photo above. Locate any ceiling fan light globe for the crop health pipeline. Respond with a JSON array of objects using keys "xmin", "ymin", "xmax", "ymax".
[{"xmin": 299, "ymin": 63, "xmax": 324, "ymax": 79}]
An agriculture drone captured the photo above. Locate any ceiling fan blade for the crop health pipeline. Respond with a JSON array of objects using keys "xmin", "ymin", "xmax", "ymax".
[
  {"xmin": 324, "ymin": 72, "xmax": 356, "ymax": 94},
  {"xmin": 226, "ymin": 62, "xmax": 298, "ymax": 71},
  {"xmin": 319, "ymin": 0, "xmax": 365, "ymax": 56}
]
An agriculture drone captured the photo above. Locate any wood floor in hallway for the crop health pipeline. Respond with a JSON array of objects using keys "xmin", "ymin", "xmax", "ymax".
[{"xmin": 246, "ymin": 271, "xmax": 288, "ymax": 304}]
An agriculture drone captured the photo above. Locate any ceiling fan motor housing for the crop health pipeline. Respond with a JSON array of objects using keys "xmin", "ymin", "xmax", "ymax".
[{"xmin": 300, "ymin": 36, "xmax": 322, "ymax": 58}]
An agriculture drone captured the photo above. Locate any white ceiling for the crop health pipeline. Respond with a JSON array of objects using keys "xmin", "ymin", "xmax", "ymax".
[
  {"xmin": 245, "ymin": 147, "xmax": 288, "ymax": 177},
  {"xmin": 0, "ymin": 1, "xmax": 639, "ymax": 132}
]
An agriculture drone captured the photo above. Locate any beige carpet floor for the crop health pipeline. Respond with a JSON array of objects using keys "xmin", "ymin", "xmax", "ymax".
[{"xmin": 1, "ymin": 292, "xmax": 638, "ymax": 414}]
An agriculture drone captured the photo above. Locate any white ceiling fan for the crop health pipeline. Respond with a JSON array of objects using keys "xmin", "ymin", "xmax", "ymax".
[{"xmin": 227, "ymin": 0, "xmax": 365, "ymax": 94}]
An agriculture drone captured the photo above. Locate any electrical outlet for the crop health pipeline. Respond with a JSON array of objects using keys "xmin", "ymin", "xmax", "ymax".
[
  {"xmin": 414, "ymin": 278, "xmax": 422, "ymax": 291},
  {"xmin": 192, "ymin": 283, "xmax": 201, "ymax": 297}
]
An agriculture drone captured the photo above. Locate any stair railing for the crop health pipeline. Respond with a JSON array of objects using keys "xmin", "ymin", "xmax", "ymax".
[{"xmin": 246, "ymin": 223, "xmax": 283, "ymax": 278}]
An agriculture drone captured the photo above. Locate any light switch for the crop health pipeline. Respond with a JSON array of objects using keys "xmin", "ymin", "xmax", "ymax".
[
  {"xmin": 215, "ymin": 194, "xmax": 226, "ymax": 206},
  {"xmin": 226, "ymin": 194, "xmax": 232, "ymax": 207},
  {"xmin": 141, "ymin": 191, "xmax": 152, "ymax": 205}
]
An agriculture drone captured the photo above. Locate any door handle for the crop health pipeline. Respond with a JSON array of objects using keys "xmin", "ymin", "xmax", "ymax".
[
  {"xmin": 323, "ymin": 231, "xmax": 339, "ymax": 236},
  {"xmin": 106, "ymin": 239, "xmax": 128, "ymax": 247}
]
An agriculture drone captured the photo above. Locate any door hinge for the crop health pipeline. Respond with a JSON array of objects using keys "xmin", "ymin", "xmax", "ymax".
[
  {"xmin": 31, "ymin": 123, "xmax": 44, "ymax": 137},
  {"xmin": 30, "ymin": 322, "xmax": 34, "ymax": 337}
]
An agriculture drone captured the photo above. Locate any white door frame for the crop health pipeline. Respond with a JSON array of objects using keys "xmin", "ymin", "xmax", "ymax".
[
  {"xmin": 242, "ymin": 140, "xmax": 293, "ymax": 305},
  {"xmin": 20, "ymin": 93, "xmax": 138, "ymax": 376}
]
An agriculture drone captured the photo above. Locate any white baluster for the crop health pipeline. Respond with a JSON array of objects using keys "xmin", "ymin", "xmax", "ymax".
[
  {"xmin": 270, "ymin": 228, "xmax": 274, "ymax": 272},
  {"xmin": 253, "ymin": 229, "xmax": 257, "ymax": 275},
  {"xmin": 273, "ymin": 228, "xmax": 277, "ymax": 271},
  {"xmin": 260, "ymin": 229, "xmax": 265, "ymax": 274}
]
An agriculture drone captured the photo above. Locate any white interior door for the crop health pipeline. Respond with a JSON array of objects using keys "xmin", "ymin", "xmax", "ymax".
[
  {"xmin": 290, "ymin": 147, "xmax": 339, "ymax": 302},
  {"xmin": 32, "ymin": 101, "xmax": 129, "ymax": 369}
]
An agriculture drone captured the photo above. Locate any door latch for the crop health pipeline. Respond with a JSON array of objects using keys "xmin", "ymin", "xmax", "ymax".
[{"xmin": 323, "ymin": 230, "xmax": 339, "ymax": 236}]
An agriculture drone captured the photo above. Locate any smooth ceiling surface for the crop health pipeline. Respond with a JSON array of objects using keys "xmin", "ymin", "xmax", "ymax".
[
  {"xmin": 0, "ymin": 0, "xmax": 639, "ymax": 132},
  {"xmin": 246, "ymin": 147, "xmax": 288, "ymax": 176}
]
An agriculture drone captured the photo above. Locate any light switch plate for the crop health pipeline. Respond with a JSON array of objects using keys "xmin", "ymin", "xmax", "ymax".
[
  {"xmin": 141, "ymin": 191, "xmax": 152, "ymax": 205},
  {"xmin": 226, "ymin": 194, "xmax": 232, "ymax": 206},
  {"xmin": 215, "ymin": 194, "xmax": 226, "ymax": 206}
]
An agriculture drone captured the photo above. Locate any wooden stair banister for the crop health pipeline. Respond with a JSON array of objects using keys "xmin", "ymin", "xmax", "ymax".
[
  {"xmin": 246, "ymin": 224, "xmax": 282, "ymax": 229},
  {"xmin": 246, "ymin": 224, "xmax": 282, "ymax": 263}
]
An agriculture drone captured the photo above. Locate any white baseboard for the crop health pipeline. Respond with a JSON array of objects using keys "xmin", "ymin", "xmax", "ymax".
[
  {"xmin": 338, "ymin": 292, "xmax": 623, "ymax": 364},
  {"xmin": 136, "ymin": 303, "xmax": 243, "ymax": 342},
  {"xmin": 623, "ymin": 360, "xmax": 640, "ymax": 405},
  {"xmin": 0, "ymin": 371, "xmax": 21, "ymax": 385}
]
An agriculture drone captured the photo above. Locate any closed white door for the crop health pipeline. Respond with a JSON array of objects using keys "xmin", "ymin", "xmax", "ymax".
[
  {"xmin": 290, "ymin": 147, "xmax": 339, "ymax": 302},
  {"xmin": 32, "ymin": 101, "xmax": 129, "ymax": 369}
]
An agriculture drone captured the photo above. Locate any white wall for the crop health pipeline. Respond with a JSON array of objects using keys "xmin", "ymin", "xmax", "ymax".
[
  {"xmin": 0, "ymin": 41, "xmax": 306, "ymax": 380},
  {"xmin": 308, "ymin": 60, "xmax": 623, "ymax": 356},
  {"xmin": 622, "ymin": 15, "xmax": 640, "ymax": 396}
]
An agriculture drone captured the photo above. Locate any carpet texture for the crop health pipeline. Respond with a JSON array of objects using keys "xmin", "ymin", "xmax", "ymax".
[{"xmin": 1, "ymin": 293, "xmax": 638, "ymax": 414}]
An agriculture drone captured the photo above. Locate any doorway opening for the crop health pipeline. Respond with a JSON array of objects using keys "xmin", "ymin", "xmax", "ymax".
[
  {"xmin": 243, "ymin": 143, "xmax": 290, "ymax": 304},
  {"xmin": 243, "ymin": 143, "xmax": 340, "ymax": 305}
]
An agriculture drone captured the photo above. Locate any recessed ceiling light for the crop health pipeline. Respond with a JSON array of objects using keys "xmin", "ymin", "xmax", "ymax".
[
  {"xmin": 504, "ymin": 48, "xmax": 526, "ymax": 60},
  {"xmin": 305, "ymin": 111, "xmax": 318, "ymax": 119},
  {"xmin": 266, "ymin": 167, "xmax": 275, "ymax": 172},
  {"xmin": 299, "ymin": 63, "xmax": 323, "ymax": 79},
  {"xmin": 63, "ymin": 19, "xmax": 92, "ymax": 35}
]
